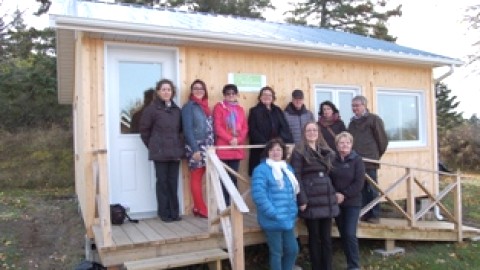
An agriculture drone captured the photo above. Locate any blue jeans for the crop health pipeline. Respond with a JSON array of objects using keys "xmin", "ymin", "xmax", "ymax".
[
  {"xmin": 220, "ymin": 159, "xmax": 239, "ymax": 206},
  {"xmin": 336, "ymin": 206, "xmax": 361, "ymax": 269},
  {"xmin": 362, "ymin": 169, "xmax": 380, "ymax": 219},
  {"xmin": 264, "ymin": 229, "xmax": 299, "ymax": 270}
]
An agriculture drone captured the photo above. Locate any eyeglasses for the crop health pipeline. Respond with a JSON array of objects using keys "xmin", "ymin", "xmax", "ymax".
[
  {"xmin": 192, "ymin": 87, "xmax": 205, "ymax": 91},
  {"xmin": 305, "ymin": 129, "xmax": 318, "ymax": 132}
]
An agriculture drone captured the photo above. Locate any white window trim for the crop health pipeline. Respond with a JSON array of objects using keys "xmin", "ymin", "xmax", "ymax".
[
  {"xmin": 376, "ymin": 88, "xmax": 427, "ymax": 148},
  {"xmin": 312, "ymin": 84, "xmax": 361, "ymax": 121}
]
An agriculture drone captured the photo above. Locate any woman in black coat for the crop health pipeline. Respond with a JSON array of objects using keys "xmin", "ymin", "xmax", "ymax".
[
  {"xmin": 140, "ymin": 79, "xmax": 184, "ymax": 222},
  {"xmin": 330, "ymin": 131, "xmax": 365, "ymax": 270},
  {"xmin": 248, "ymin": 86, "xmax": 293, "ymax": 175},
  {"xmin": 290, "ymin": 121, "xmax": 339, "ymax": 270}
]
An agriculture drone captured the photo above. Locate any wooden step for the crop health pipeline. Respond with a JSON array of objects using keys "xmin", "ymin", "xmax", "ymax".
[{"xmin": 124, "ymin": 248, "xmax": 229, "ymax": 270}]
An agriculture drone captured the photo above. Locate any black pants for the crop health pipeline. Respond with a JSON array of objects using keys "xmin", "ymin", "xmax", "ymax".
[
  {"xmin": 220, "ymin": 159, "xmax": 240, "ymax": 206},
  {"xmin": 305, "ymin": 217, "xmax": 333, "ymax": 270},
  {"xmin": 154, "ymin": 160, "xmax": 180, "ymax": 219}
]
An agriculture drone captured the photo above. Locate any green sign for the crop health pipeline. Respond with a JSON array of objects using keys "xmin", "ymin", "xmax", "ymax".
[{"xmin": 228, "ymin": 73, "xmax": 266, "ymax": 91}]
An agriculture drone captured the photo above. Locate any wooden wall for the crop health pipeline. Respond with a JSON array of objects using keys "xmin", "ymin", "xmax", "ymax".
[
  {"xmin": 179, "ymin": 46, "xmax": 437, "ymax": 204},
  {"xmin": 74, "ymin": 37, "xmax": 437, "ymax": 233}
]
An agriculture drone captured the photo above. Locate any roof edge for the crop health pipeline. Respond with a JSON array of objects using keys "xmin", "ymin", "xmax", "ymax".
[{"xmin": 51, "ymin": 15, "xmax": 464, "ymax": 67}]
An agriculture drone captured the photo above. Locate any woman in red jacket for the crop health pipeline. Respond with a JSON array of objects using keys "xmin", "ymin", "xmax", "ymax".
[{"xmin": 213, "ymin": 84, "xmax": 248, "ymax": 206}]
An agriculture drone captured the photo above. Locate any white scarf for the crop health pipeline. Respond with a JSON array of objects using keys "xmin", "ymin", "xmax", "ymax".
[{"xmin": 265, "ymin": 158, "xmax": 300, "ymax": 195}]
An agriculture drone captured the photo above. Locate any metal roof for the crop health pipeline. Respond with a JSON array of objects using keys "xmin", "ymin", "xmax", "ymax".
[{"xmin": 51, "ymin": 0, "xmax": 462, "ymax": 67}]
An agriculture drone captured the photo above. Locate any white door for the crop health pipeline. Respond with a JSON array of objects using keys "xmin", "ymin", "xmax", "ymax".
[{"xmin": 105, "ymin": 45, "xmax": 180, "ymax": 218}]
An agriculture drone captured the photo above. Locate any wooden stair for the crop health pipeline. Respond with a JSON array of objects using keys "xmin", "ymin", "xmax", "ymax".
[{"xmin": 123, "ymin": 248, "xmax": 229, "ymax": 270}]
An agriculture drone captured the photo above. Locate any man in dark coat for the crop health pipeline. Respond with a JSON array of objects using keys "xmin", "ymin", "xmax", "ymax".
[{"xmin": 348, "ymin": 95, "xmax": 388, "ymax": 223}]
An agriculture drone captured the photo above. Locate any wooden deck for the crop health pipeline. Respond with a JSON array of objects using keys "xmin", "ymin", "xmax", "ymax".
[{"xmin": 92, "ymin": 213, "xmax": 480, "ymax": 267}]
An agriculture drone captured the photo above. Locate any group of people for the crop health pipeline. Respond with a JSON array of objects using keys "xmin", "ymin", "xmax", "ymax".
[
  {"xmin": 138, "ymin": 78, "xmax": 388, "ymax": 270},
  {"xmin": 252, "ymin": 94, "xmax": 388, "ymax": 270},
  {"xmin": 139, "ymin": 79, "xmax": 249, "ymax": 222}
]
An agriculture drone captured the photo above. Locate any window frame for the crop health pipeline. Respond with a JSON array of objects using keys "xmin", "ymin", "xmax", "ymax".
[
  {"xmin": 376, "ymin": 88, "xmax": 427, "ymax": 148},
  {"xmin": 312, "ymin": 84, "xmax": 361, "ymax": 121}
]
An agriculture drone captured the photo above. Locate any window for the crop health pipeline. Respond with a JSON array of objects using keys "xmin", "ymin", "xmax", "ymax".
[
  {"xmin": 313, "ymin": 85, "xmax": 360, "ymax": 121},
  {"xmin": 377, "ymin": 90, "xmax": 426, "ymax": 148},
  {"xmin": 118, "ymin": 61, "xmax": 162, "ymax": 134}
]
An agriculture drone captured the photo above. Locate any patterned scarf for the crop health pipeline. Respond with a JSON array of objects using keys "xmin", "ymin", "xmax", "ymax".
[
  {"xmin": 191, "ymin": 95, "xmax": 211, "ymax": 116},
  {"xmin": 224, "ymin": 101, "xmax": 238, "ymax": 136}
]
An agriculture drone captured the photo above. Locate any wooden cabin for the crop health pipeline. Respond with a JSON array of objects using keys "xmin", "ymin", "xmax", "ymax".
[{"xmin": 51, "ymin": 0, "xmax": 479, "ymax": 269}]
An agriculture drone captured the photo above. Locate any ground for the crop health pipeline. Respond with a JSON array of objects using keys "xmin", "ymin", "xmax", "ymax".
[
  {"xmin": 1, "ymin": 181, "xmax": 480, "ymax": 270},
  {"xmin": 0, "ymin": 189, "xmax": 84, "ymax": 269}
]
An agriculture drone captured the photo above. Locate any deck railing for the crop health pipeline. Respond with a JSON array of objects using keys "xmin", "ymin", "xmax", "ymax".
[
  {"xmin": 205, "ymin": 147, "xmax": 252, "ymax": 270},
  {"xmin": 361, "ymin": 158, "xmax": 463, "ymax": 242},
  {"xmin": 90, "ymin": 144, "xmax": 465, "ymax": 268}
]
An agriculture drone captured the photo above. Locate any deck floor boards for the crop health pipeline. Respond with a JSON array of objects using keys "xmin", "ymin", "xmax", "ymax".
[
  {"xmin": 122, "ymin": 223, "xmax": 149, "ymax": 245},
  {"xmin": 93, "ymin": 214, "xmax": 480, "ymax": 267},
  {"xmin": 111, "ymin": 225, "xmax": 134, "ymax": 247},
  {"xmin": 134, "ymin": 220, "xmax": 164, "ymax": 244},
  {"xmin": 143, "ymin": 219, "xmax": 181, "ymax": 243}
]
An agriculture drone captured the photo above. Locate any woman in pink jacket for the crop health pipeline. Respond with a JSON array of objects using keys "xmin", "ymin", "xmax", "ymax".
[{"xmin": 213, "ymin": 84, "xmax": 249, "ymax": 206}]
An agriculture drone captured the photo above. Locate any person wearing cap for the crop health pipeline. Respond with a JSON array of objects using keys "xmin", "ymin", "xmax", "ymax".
[
  {"xmin": 213, "ymin": 84, "xmax": 248, "ymax": 206},
  {"xmin": 284, "ymin": 89, "xmax": 315, "ymax": 143}
]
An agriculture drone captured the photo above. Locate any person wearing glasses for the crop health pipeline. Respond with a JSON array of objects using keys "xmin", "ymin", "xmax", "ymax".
[
  {"xmin": 213, "ymin": 84, "xmax": 248, "ymax": 206},
  {"xmin": 290, "ymin": 121, "xmax": 339, "ymax": 270},
  {"xmin": 248, "ymin": 86, "xmax": 293, "ymax": 176},
  {"xmin": 182, "ymin": 79, "xmax": 214, "ymax": 218},
  {"xmin": 348, "ymin": 95, "xmax": 388, "ymax": 224},
  {"xmin": 139, "ymin": 79, "xmax": 184, "ymax": 222}
]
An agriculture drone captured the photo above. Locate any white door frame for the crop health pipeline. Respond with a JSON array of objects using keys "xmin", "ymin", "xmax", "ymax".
[{"xmin": 104, "ymin": 43, "xmax": 182, "ymax": 218}]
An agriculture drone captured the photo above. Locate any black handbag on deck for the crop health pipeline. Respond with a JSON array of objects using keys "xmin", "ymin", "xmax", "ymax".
[{"xmin": 110, "ymin": 204, "xmax": 139, "ymax": 225}]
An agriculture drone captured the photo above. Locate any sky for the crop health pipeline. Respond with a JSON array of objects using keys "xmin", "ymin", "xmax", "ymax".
[
  {"xmin": 265, "ymin": 0, "xmax": 479, "ymax": 118},
  {"xmin": 3, "ymin": 0, "xmax": 478, "ymax": 117}
]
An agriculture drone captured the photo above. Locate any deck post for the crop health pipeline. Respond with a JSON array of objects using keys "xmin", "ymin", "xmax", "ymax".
[
  {"xmin": 98, "ymin": 152, "xmax": 113, "ymax": 247},
  {"xmin": 231, "ymin": 204, "xmax": 245, "ymax": 270},
  {"xmin": 454, "ymin": 171, "xmax": 463, "ymax": 242},
  {"xmin": 406, "ymin": 168, "xmax": 415, "ymax": 227}
]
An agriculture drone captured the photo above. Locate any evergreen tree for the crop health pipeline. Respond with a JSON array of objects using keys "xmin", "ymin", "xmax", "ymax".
[
  {"xmin": 116, "ymin": 0, "xmax": 274, "ymax": 19},
  {"xmin": 435, "ymin": 82, "xmax": 464, "ymax": 135},
  {"xmin": 286, "ymin": 0, "xmax": 401, "ymax": 41},
  {"xmin": 0, "ymin": 8, "xmax": 70, "ymax": 131}
]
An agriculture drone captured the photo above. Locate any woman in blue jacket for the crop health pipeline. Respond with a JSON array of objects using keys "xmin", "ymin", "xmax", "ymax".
[
  {"xmin": 182, "ymin": 79, "xmax": 213, "ymax": 218},
  {"xmin": 251, "ymin": 138, "xmax": 299, "ymax": 270}
]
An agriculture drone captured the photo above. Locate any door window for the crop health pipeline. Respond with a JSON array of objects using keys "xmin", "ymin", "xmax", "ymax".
[{"xmin": 119, "ymin": 61, "xmax": 161, "ymax": 134}]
